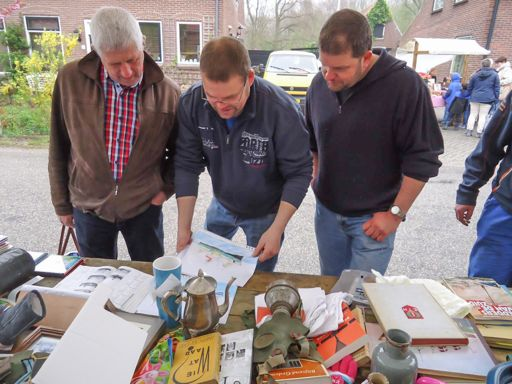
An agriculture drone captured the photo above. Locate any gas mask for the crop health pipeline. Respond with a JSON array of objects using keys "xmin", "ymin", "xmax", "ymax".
[{"xmin": 253, "ymin": 280, "xmax": 321, "ymax": 383}]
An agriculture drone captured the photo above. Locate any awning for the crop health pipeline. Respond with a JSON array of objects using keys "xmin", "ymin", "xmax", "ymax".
[
  {"xmin": 395, "ymin": 51, "xmax": 454, "ymax": 73},
  {"xmin": 400, "ymin": 38, "xmax": 490, "ymax": 56}
]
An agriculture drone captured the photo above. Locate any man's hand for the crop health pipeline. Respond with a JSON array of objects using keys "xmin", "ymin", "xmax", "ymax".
[
  {"xmin": 176, "ymin": 228, "xmax": 192, "ymax": 253},
  {"xmin": 151, "ymin": 191, "xmax": 167, "ymax": 206},
  {"xmin": 362, "ymin": 211, "xmax": 401, "ymax": 242},
  {"xmin": 253, "ymin": 226, "xmax": 282, "ymax": 263},
  {"xmin": 455, "ymin": 204, "xmax": 475, "ymax": 226},
  {"xmin": 59, "ymin": 214, "xmax": 74, "ymax": 228}
]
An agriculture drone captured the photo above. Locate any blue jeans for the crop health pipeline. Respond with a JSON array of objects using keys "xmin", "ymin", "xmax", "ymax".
[
  {"xmin": 205, "ymin": 197, "xmax": 280, "ymax": 272},
  {"xmin": 315, "ymin": 198, "xmax": 395, "ymax": 276},
  {"xmin": 73, "ymin": 204, "xmax": 164, "ymax": 262},
  {"xmin": 469, "ymin": 194, "xmax": 512, "ymax": 286}
]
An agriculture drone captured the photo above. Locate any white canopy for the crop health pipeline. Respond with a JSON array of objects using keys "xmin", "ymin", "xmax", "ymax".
[
  {"xmin": 400, "ymin": 38, "xmax": 490, "ymax": 56},
  {"xmin": 396, "ymin": 37, "xmax": 491, "ymax": 73}
]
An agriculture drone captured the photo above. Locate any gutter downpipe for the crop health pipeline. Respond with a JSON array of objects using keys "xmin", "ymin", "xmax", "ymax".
[
  {"xmin": 485, "ymin": 0, "xmax": 500, "ymax": 52},
  {"xmin": 215, "ymin": 0, "xmax": 220, "ymax": 37}
]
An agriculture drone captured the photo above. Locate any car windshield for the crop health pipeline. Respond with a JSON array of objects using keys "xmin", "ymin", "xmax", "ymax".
[{"xmin": 266, "ymin": 54, "xmax": 318, "ymax": 74}]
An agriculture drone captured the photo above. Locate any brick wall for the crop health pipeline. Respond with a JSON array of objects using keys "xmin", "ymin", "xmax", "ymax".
[
  {"xmin": 374, "ymin": 20, "xmax": 402, "ymax": 54},
  {"xmin": 0, "ymin": 0, "xmax": 245, "ymax": 89},
  {"xmin": 401, "ymin": 0, "xmax": 512, "ymax": 81}
]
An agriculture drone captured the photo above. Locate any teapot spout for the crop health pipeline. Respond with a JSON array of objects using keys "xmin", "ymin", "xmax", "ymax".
[{"xmin": 218, "ymin": 276, "xmax": 236, "ymax": 317}]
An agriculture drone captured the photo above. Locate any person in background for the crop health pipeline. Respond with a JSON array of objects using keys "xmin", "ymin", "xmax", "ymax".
[
  {"xmin": 465, "ymin": 58, "xmax": 500, "ymax": 138},
  {"xmin": 174, "ymin": 37, "xmax": 312, "ymax": 272},
  {"xmin": 455, "ymin": 92, "xmax": 512, "ymax": 285},
  {"xmin": 441, "ymin": 72, "xmax": 462, "ymax": 129},
  {"xmin": 48, "ymin": 6, "xmax": 180, "ymax": 261},
  {"xmin": 305, "ymin": 9, "xmax": 443, "ymax": 277},
  {"xmin": 495, "ymin": 56, "xmax": 512, "ymax": 102}
]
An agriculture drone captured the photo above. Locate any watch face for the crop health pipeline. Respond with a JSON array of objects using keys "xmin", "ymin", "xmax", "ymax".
[{"xmin": 391, "ymin": 206, "xmax": 400, "ymax": 215}]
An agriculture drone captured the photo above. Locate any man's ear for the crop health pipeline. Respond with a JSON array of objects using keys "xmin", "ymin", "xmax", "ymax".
[{"xmin": 248, "ymin": 68, "xmax": 256, "ymax": 87}]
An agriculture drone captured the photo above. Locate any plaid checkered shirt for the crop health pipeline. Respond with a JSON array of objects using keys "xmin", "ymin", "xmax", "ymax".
[{"xmin": 100, "ymin": 65, "xmax": 142, "ymax": 184}]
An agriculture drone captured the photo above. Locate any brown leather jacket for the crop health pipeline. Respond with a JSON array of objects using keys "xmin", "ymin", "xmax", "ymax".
[{"xmin": 49, "ymin": 51, "xmax": 180, "ymax": 222}]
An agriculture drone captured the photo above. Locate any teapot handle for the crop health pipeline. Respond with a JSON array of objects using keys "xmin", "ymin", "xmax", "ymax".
[{"xmin": 161, "ymin": 290, "xmax": 183, "ymax": 321}]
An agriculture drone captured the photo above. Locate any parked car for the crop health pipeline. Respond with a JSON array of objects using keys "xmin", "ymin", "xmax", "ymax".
[{"xmin": 263, "ymin": 50, "xmax": 319, "ymax": 110}]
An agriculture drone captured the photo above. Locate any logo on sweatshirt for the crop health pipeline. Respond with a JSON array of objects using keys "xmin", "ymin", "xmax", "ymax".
[
  {"xmin": 240, "ymin": 131, "xmax": 269, "ymax": 166},
  {"xmin": 198, "ymin": 125, "xmax": 219, "ymax": 150}
]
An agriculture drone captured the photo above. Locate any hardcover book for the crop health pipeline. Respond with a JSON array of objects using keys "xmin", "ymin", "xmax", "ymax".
[
  {"xmin": 169, "ymin": 332, "xmax": 222, "ymax": 384},
  {"xmin": 34, "ymin": 254, "xmax": 84, "ymax": 277},
  {"xmin": 443, "ymin": 277, "xmax": 512, "ymax": 324},
  {"xmin": 310, "ymin": 302, "xmax": 368, "ymax": 368},
  {"xmin": 262, "ymin": 358, "xmax": 331, "ymax": 384},
  {"xmin": 363, "ymin": 283, "xmax": 468, "ymax": 346}
]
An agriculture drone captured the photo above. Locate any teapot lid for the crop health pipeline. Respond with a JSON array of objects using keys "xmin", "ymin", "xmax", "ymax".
[{"xmin": 185, "ymin": 269, "xmax": 217, "ymax": 295}]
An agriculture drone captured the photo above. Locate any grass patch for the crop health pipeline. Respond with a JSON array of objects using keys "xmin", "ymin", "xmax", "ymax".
[
  {"xmin": 0, "ymin": 135, "xmax": 49, "ymax": 148},
  {"xmin": 0, "ymin": 103, "xmax": 50, "ymax": 136}
]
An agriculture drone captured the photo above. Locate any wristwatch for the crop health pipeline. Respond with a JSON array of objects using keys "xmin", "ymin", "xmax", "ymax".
[{"xmin": 390, "ymin": 205, "xmax": 406, "ymax": 221}]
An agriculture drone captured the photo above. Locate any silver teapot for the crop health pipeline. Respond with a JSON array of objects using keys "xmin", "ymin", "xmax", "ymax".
[{"xmin": 161, "ymin": 269, "xmax": 236, "ymax": 337}]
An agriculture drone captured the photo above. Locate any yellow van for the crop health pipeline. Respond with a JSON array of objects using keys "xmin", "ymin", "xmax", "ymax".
[{"xmin": 263, "ymin": 50, "xmax": 319, "ymax": 110}]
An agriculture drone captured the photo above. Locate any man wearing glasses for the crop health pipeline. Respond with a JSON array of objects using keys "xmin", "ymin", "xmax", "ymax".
[{"xmin": 174, "ymin": 37, "xmax": 312, "ymax": 271}]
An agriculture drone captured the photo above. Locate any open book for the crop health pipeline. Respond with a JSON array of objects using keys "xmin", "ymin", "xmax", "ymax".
[{"xmin": 54, "ymin": 265, "xmax": 153, "ymax": 313}]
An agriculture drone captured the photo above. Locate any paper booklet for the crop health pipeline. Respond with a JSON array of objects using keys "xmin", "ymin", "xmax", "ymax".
[
  {"xmin": 363, "ymin": 283, "xmax": 468, "ymax": 346},
  {"xmin": 443, "ymin": 277, "xmax": 512, "ymax": 324},
  {"xmin": 220, "ymin": 329, "xmax": 254, "ymax": 384},
  {"xmin": 180, "ymin": 229, "xmax": 258, "ymax": 287},
  {"xmin": 54, "ymin": 265, "xmax": 153, "ymax": 313}
]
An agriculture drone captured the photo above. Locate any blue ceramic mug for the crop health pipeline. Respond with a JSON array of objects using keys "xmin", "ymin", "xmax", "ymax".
[{"xmin": 152, "ymin": 256, "xmax": 182, "ymax": 329}]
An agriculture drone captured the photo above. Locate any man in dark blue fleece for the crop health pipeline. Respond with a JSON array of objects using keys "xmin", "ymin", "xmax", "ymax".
[
  {"xmin": 305, "ymin": 9, "xmax": 443, "ymax": 276},
  {"xmin": 174, "ymin": 37, "xmax": 312, "ymax": 272},
  {"xmin": 455, "ymin": 93, "xmax": 512, "ymax": 285}
]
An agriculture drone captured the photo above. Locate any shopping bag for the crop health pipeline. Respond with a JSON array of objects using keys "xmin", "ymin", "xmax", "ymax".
[{"xmin": 57, "ymin": 224, "xmax": 80, "ymax": 255}]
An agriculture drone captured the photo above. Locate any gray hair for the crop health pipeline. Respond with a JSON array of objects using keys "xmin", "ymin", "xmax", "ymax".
[
  {"xmin": 90, "ymin": 6, "xmax": 143, "ymax": 57},
  {"xmin": 482, "ymin": 58, "xmax": 493, "ymax": 68}
]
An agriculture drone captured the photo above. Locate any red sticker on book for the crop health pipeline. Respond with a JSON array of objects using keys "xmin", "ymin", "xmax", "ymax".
[{"xmin": 402, "ymin": 305, "xmax": 424, "ymax": 319}]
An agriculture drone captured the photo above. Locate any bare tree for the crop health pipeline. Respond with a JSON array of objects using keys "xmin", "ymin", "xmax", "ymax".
[{"xmin": 273, "ymin": 0, "xmax": 300, "ymax": 48}]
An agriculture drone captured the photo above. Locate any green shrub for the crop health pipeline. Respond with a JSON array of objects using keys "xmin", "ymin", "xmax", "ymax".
[{"xmin": 0, "ymin": 103, "xmax": 50, "ymax": 136}]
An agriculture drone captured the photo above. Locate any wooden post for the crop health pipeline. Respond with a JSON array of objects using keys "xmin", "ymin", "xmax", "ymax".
[
  {"xmin": 412, "ymin": 40, "xmax": 419, "ymax": 71},
  {"xmin": 462, "ymin": 55, "xmax": 469, "ymax": 83}
]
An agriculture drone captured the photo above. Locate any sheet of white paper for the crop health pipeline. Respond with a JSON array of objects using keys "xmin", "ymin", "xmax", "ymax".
[
  {"xmin": 135, "ymin": 292, "xmax": 159, "ymax": 317},
  {"xmin": 33, "ymin": 284, "xmax": 146, "ymax": 384},
  {"xmin": 180, "ymin": 230, "xmax": 257, "ymax": 287}
]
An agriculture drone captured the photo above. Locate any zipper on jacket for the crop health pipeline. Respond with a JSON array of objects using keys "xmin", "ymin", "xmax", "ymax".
[
  {"xmin": 338, "ymin": 104, "xmax": 342, "ymax": 114},
  {"xmin": 114, "ymin": 184, "xmax": 119, "ymax": 196},
  {"xmin": 226, "ymin": 135, "xmax": 230, "ymax": 145}
]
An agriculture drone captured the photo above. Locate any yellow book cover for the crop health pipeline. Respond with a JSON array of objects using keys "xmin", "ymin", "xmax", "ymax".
[{"xmin": 170, "ymin": 332, "xmax": 222, "ymax": 384}]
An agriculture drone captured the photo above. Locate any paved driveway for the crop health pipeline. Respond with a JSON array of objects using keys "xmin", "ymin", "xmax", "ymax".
[{"xmin": 0, "ymin": 128, "xmax": 489, "ymax": 278}]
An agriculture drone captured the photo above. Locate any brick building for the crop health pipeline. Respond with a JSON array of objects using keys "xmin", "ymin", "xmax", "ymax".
[
  {"xmin": 0, "ymin": 0, "xmax": 245, "ymax": 89},
  {"xmin": 401, "ymin": 0, "xmax": 512, "ymax": 82}
]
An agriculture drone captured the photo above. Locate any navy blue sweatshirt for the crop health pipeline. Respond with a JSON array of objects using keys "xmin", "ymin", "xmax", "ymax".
[
  {"xmin": 306, "ymin": 49, "xmax": 443, "ymax": 216},
  {"xmin": 174, "ymin": 76, "xmax": 312, "ymax": 218},
  {"xmin": 456, "ymin": 92, "xmax": 512, "ymax": 213}
]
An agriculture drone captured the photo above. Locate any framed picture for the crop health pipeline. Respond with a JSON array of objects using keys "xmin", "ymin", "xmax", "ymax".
[{"xmin": 14, "ymin": 326, "xmax": 64, "ymax": 354}]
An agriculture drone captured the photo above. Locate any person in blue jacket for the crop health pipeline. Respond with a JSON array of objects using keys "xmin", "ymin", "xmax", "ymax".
[
  {"xmin": 455, "ymin": 92, "xmax": 512, "ymax": 285},
  {"xmin": 174, "ymin": 37, "xmax": 312, "ymax": 272},
  {"xmin": 466, "ymin": 58, "xmax": 500, "ymax": 138},
  {"xmin": 441, "ymin": 72, "xmax": 462, "ymax": 129}
]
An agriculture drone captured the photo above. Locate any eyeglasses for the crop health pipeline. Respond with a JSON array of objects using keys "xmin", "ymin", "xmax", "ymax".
[{"xmin": 201, "ymin": 79, "xmax": 247, "ymax": 106}]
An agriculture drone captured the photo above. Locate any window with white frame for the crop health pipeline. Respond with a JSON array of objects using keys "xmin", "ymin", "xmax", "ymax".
[
  {"xmin": 176, "ymin": 22, "xmax": 202, "ymax": 65},
  {"xmin": 432, "ymin": 0, "xmax": 444, "ymax": 11},
  {"xmin": 140, "ymin": 21, "xmax": 163, "ymax": 63},
  {"xmin": 83, "ymin": 20, "xmax": 163, "ymax": 63},
  {"xmin": 24, "ymin": 16, "xmax": 61, "ymax": 54},
  {"xmin": 373, "ymin": 24, "xmax": 385, "ymax": 39},
  {"xmin": 451, "ymin": 35, "xmax": 472, "ymax": 75}
]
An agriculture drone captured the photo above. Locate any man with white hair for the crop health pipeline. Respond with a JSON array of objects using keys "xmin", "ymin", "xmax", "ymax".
[
  {"xmin": 495, "ymin": 56, "xmax": 512, "ymax": 101},
  {"xmin": 49, "ymin": 6, "xmax": 180, "ymax": 261}
]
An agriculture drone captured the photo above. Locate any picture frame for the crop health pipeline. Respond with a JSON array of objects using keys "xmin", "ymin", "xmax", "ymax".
[{"xmin": 14, "ymin": 326, "xmax": 64, "ymax": 354}]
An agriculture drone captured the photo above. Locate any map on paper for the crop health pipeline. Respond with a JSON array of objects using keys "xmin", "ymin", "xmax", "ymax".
[{"xmin": 180, "ymin": 230, "xmax": 258, "ymax": 287}]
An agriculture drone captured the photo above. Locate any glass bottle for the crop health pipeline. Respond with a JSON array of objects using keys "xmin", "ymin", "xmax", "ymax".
[{"xmin": 371, "ymin": 329, "xmax": 418, "ymax": 384}]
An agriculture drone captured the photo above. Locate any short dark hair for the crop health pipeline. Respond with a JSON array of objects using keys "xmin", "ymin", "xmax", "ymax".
[
  {"xmin": 482, "ymin": 58, "xmax": 493, "ymax": 68},
  {"xmin": 496, "ymin": 56, "xmax": 507, "ymax": 63},
  {"xmin": 200, "ymin": 37, "xmax": 251, "ymax": 81},
  {"xmin": 319, "ymin": 9, "xmax": 372, "ymax": 57}
]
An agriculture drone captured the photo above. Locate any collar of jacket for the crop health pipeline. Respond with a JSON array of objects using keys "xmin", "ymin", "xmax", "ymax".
[{"xmin": 77, "ymin": 50, "xmax": 164, "ymax": 90}]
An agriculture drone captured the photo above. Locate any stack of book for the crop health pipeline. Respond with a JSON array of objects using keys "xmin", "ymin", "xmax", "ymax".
[
  {"xmin": 0, "ymin": 235, "xmax": 12, "ymax": 255},
  {"xmin": 443, "ymin": 277, "xmax": 512, "ymax": 349},
  {"xmin": 363, "ymin": 282, "xmax": 496, "ymax": 382}
]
